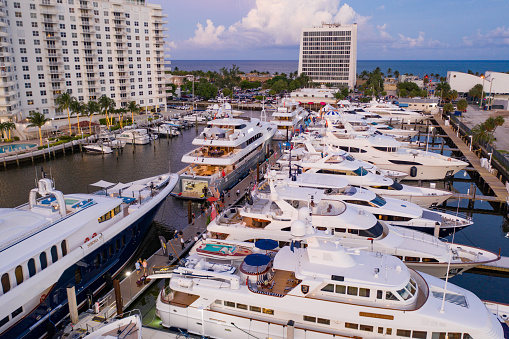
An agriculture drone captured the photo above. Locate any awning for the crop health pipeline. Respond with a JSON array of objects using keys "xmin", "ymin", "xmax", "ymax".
[
  {"xmin": 244, "ymin": 253, "xmax": 271, "ymax": 267},
  {"xmin": 90, "ymin": 180, "xmax": 115, "ymax": 188},
  {"xmin": 122, "ymin": 184, "xmax": 148, "ymax": 194},
  {"xmin": 255, "ymin": 239, "xmax": 278, "ymax": 251},
  {"xmin": 108, "ymin": 182, "xmax": 131, "ymax": 192},
  {"xmin": 206, "ymin": 126, "xmax": 226, "ymax": 136}
]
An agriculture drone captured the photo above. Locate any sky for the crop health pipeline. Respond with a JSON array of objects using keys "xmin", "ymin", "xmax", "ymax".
[{"xmin": 148, "ymin": 0, "xmax": 509, "ymax": 60}]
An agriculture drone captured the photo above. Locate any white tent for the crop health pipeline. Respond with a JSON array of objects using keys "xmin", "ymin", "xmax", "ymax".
[
  {"xmin": 90, "ymin": 180, "xmax": 115, "ymax": 188},
  {"xmin": 108, "ymin": 182, "xmax": 131, "ymax": 193}
]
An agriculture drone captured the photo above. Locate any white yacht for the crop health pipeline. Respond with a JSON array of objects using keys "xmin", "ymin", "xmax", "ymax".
[
  {"xmin": 321, "ymin": 132, "xmax": 468, "ymax": 180},
  {"xmin": 116, "ymin": 129, "xmax": 151, "ymax": 145},
  {"xmin": 0, "ymin": 172, "xmax": 178, "ymax": 338},
  {"xmin": 150, "ymin": 122, "xmax": 180, "ymax": 137},
  {"xmin": 283, "ymin": 145, "xmax": 453, "ymax": 207},
  {"xmin": 172, "ymin": 118, "xmax": 276, "ymax": 200},
  {"xmin": 154, "ymin": 236, "xmax": 504, "ymax": 338},
  {"xmin": 266, "ymin": 170, "xmax": 471, "ymax": 237},
  {"xmin": 270, "ymin": 99, "xmax": 307, "ymax": 140},
  {"xmin": 97, "ymin": 133, "xmax": 127, "ymax": 149},
  {"xmin": 362, "ymin": 101, "xmax": 429, "ymax": 124},
  {"xmin": 83, "ymin": 143, "xmax": 113, "ymax": 154},
  {"xmin": 207, "ymin": 182, "xmax": 498, "ymax": 278}
]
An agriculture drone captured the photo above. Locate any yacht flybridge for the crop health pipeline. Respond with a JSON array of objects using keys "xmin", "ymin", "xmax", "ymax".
[
  {"xmin": 0, "ymin": 172, "xmax": 178, "ymax": 338},
  {"xmin": 270, "ymin": 99, "xmax": 307, "ymax": 140},
  {"xmin": 154, "ymin": 235, "xmax": 504, "ymax": 339},
  {"xmin": 207, "ymin": 182, "xmax": 498, "ymax": 278},
  {"xmin": 173, "ymin": 117, "xmax": 276, "ymax": 200}
]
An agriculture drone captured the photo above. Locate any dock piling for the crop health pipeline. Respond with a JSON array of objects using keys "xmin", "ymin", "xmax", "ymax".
[
  {"xmin": 66, "ymin": 285, "xmax": 79, "ymax": 325},
  {"xmin": 113, "ymin": 279, "xmax": 123, "ymax": 316}
]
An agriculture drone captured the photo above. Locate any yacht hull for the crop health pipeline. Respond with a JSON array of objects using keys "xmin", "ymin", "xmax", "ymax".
[
  {"xmin": 2, "ymin": 194, "xmax": 170, "ymax": 339},
  {"xmin": 371, "ymin": 163, "xmax": 464, "ymax": 181},
  {"xmin": 373, "ymin": 190, "xmax": 452, "ymax": 207}
]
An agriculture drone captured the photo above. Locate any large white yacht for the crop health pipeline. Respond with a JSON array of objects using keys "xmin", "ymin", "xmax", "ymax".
[
  {"xmin": 153, "ymin": 236, "xmax": 504, "ymax": 338},
  {"xmin": 270, "ymin": 99, "xmax": 307, "ymax": 140},
  {"xmin": 0, "ymin": 172, "xmax": 178, "ymax": 338},
  {"xmin": 280, "ymin": 143, "xmax": 452, "ymax": 207},
  {"xmin": 362, "ymin": 100, "xmax": 429, "ymax": 124},
  {"xmin": 266, "ymin": 170, "xmax": 471, "ymax": 237},
  {"xmin": 206, "ymin": 182, "xmax": 498, "ymax": 278},
  {"xmin": 116, "ymin": 128, "xmax": 151, "ymax": 145},
  {"xmin": 173, "ymin": 117, "xmax": 276, "ymax": 200},
  {"xmin": 321, "ymin": 131, "xmax": 468, "ymax": 180}
]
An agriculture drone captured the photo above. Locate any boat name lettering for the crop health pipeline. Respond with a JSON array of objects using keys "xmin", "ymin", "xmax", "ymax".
[
  {"xmin": 359, "ymin": 312, "xmax": 394, "ymax": 320},
  {"xmin": 87, "ymin": 236, "xmax": 101, "ymax": 248}
]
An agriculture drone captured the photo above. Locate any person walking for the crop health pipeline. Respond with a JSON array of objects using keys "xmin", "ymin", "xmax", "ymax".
[
  {"xmin": 192, "ymin": 212, "xmax": 196, "ymax": 225},
  {"xmin": 236, "ymin": 189, "xmax": 240, "ymax": 198},
  {"xmin": 135, "ymin": 260, "xmax": 141, "ymax": 275},
  {"xmin": 142, "ymin": 259, "xmax": 148, "ymax": 275},
  {"xmin": 180, "ymin": 236, "xmax": 185, "ymax": 250},
  {"xmin": 194, "ymin": 233, "xmax": 199, "ymax": 242}
]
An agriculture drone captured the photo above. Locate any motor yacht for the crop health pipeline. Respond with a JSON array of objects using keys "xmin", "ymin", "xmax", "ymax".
[
  {"xmin": 83, "ymin": 143, "xmax": 113, "ymax": 154},
  {"xmin": 97, "ymin": 133, "xmax": 127, "ymax": 149},
  {"xmin": 150, "ymin": 123, "xmax": 180, "ymax": 137},
  {"xmin": 0, "ymin": 172, "xmax": 178, "ymax": 338},
  {"xmin": 172, "ymin": 117, "xmax": 276, "ymax": 200},
  {"xmin": 153, "ymin": 236, "xmax": 504, "ymax": 338},
  {"xmin": 362, "ymin": 100, "xmax": 429, "ymax": 124},
  {"xmin": 270, "ymin": 99, "xmax": 307, "ymax": 140},
  {"xmin": 116, "ymin": 129, "xmax": 151, "ymax": 145}
]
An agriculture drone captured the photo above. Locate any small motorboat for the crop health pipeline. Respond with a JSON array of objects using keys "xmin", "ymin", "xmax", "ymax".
[{"xmin": 83, "ymin": 143, "xmax": 113, "ymax": 154}]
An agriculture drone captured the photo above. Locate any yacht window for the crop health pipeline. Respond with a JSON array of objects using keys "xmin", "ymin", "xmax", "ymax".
[
  {"xmin": 359, "ymin": 288, "xmax": 370, "ymax": 297},
  {"xmin": 28, "ymin": 259, "xmax": 36, "ymax": 277},
  {"xmin": 396, "ymin": 329, "xmax": 411, "ymax": 337},
  {"xmin": 335, "ymin": 228, "xmax": 346, "ymax": 233},
  {"xmin": 348, "ymin": 229, "xmax": 359, "ymax": 235},
  {"xmin": 15, "ymin": 266, "xmax": 23, "ymax": 285},
  {"xmin": 463, "ymin": 334, "xmax": 473, "ymax": 339},
  {"xmin": 0, "ymin": 316, "xmax": 8, "ymax": 328},
  {"xmin": 51, "ymin": 245, "xmax": 58, "ymax": 263},
  {"xmin": 352, "ymin": 167, "xmax": 368, "ymax": 176},
  {"xmin": 250, "ymin": 306, "xmax": 261, "ymax": 313},
  {"xmin": 12, "ymin": 307, "xmax": 22, "ymax": 319},
  {"xmin": 360, "ymin": 324, "xmax": 374, "ymax": 332},
  {"xmin": 432, "ymin": 333, "xmax": 447, "ymax": 339},
  {"xmin": 321, "ymin": 284, "xmax": 334, "ymax": 292},
  {"xmin": 422, "ymin": 258, "xmax": 439, "ymax": 263},
  {"xmin": 385, "ymin": 291, "xmax": 399, "ymax": 301},
  {"xmin": 224, "ymin": 301, "xmax": 235, "ymax": 307},
  {"xmin": 61, "ymin": 240, "xmax": 68, "ymax": 256},
  {"xmin": 347, "ymin": 286, "xmax": 358, "ymax": 296},
  {"xmin": 378, "ymin": 327, "xmax": 384, "ymax": 334},
  {"xmin": 406, "ymin": 282, "xmax": 416, "ymax": 295},
  {"xmin": 377, "ymin": 290, "xmax": 383, "ymax": 299},
  {"xmin": 40, "ymin": 252, "xmax": 48, "ymax": 270},
  {"xmin": 370, "ymin": 195, "xmax": 387, "ymax": 207},
  {"xmin": 116, "ymin": 238, "xmax": 121, "ymax": 252},
  {"xmin": 214, "ymin": 299, "xmax": 222, "ymax": 304},
  {"xmin": 303, "ymin": 316, "xmax": 316, "ymax": 322},
  {"xmin": 262, "ymin": 308, "xmax": 274, "ymax": 315},
  {"xmin": 410, "ymin": 278, "xmax": 417, "ymax": 288},
  {"xmin": 358, "ymin": 222, "xmax": 384, "ymax": 238},
  {"xmin": 397, "ymin": 287, "xmax": 412, "ymax": 300},
  {"xmin": 345, "ymin": 323, "xmax": 358, "ymax": 329},
  {"xmin": 335, "ymin": 285, "xmax": 346, "ymax": 294},
  {"xmin": 386, "ymin": 328, "xmax": 393, "ymax": 335},
  {"xmin": 447, "ymin": 334, "xmax": 461, "ymax": 339},
  {"xmin": 412, "ymin": 331, "xmax": 427, "ymax": 339},
  {"xmin": 373, "ymin": 146, "xmax": 397, "ymax": 152},
  {"xmin": 1, "ymin": 274, "xmax": 10, "ymax": 293},
  {"xmin": 346, "ymin": 199, "xmax": 371, "ymax": 206},
  {"xmin": 75, "ymin": 268, "xmax": 82, "ymax": 284},
  {"xmin": 404, "ymin": 256, "xmax": 420, "ymax": 262},
  {"xmin": 388, "ymin": 159, "xmax": 422, "ymax": 166},
  {"xmin": 390, "ymin": 181, "xmax": 403, "ymax": 190},
  {"xmin": 236, "ymin": 303, "xmax": 248, "ymax": 310},
  {"xmin": 345, "ymin": 154, "xmax": 355, "ymax": 161},
  {"xmin": 317, "ymin": 318, "xmax": 330, "ymax": 325}
]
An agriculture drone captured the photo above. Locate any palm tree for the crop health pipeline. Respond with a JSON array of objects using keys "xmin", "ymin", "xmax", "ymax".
[
  {"xmin": 117, "ymin": 107, "xmax": 127, "ymax": 128},
  {"xmin": 69, "ymin": 99, "xmax": 82, "ymax": 135},
  {"xmin": 3, "ymin": 121, "xmax": 15, "ymax": 140},
  {"xmin": 27, "ymin": 111, "xmax": 49, "ymax": 145},
  {"xmin": 86, "ymin": 100, "xmax": 100, "ymax": 133},
  {"xmin": 128, "ymin": 101, "xmax": 140, "ymax": 126},
  {"xmin": 0, "ymin": 122, "xmax": 5, "ymax": 140},
  {"xmin": 54, "ymin": 92, "xmax": 75, "ymax": 135},
  {"xmin": 98, "ymin": 95, "xmax": 114, "ymax": 127},
  {"xmin": 471, "ymin": 122, "xmax": 495, "ymax": 145}
]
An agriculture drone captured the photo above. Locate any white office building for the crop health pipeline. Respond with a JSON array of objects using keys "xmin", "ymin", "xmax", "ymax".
[
  {"xmin": 298, "ymin": 23, "xmax": 357, "ymax": 89},
  {"xmin": 0, "ymin": 0, "xmax": 169, "ymax": 123}
]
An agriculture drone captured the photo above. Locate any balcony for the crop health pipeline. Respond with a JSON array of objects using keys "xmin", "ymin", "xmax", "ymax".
[
  {"xmin": 79, "ymin": 3, "xmax": 89, "ymax": 9},
  {"xmin": 43, "ymin": 35, "xmax": 61, "ymax": 41},
  {"xmin": 48, "ymin": 69, "xmax": 64, "ymax": 74},
  {"xmin": 42, "ymin": 26, "xmax": 57, "ymax": 32},
  {"xmin": 47, "ymin": 61, "xmax": 63, "ymax": 66},
  {"xmin": 40, "ymin": 0, "xmax": 56, "ymax": 6}
]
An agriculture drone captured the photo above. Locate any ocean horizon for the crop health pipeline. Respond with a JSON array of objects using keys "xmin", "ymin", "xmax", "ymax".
[{"xmin": 168, "ymin": 59, "xmax": 509, "ymax": 78}]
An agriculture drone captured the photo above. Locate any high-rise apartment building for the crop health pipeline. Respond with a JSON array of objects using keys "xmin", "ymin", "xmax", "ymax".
[
  {"xmin": 0, "ymin": 0, "xmax": 169, "ymax": 122},
  {"xmin": 298, "ymin": 23, "xmax": 357, "ymax": 89}
]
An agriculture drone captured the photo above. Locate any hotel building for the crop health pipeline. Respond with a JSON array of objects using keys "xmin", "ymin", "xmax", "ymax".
[
  {"xmin": 298, "ymin": 23, "xmax": 357, "ymax": 89},
  {"xmin": 0, "ymin": 0, "xmax": 169, "ymax": 122}
]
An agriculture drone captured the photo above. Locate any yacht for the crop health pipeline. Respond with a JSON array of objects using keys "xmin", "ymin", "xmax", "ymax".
[
  {"xmin": 266, "ymin": 170, "xmax": 470, "ymax": 237},
  {"xmin": 154, "ymin": 236, "xmax": 504, "ymax": 338},
  {"xmin": 97, "ymin": 134, "xmax": 127, "ymax": 149},
  {"xmin": 281, "ymin": 146, "xmax": 453, "ymax": 207},
  {"xmin": 0, "ymin": 172, "xmax": 178, "ymax": 338},
  {"xmin": 321, "ymin": 132, "xmax": 468, "ymax": 180},
  {"xmin": 363, "ymin": 101, "xmax": 429, "ymax": 124},
  {"xmin": 207, "ymin": 182, "xmax": 498, "ymax": 278},
  {"xmin": 270, "ymin": 99, "xmax": 307, "ymax": 140},
  {"xmin": 83, "ymin": 143, "xmax": 113, "ymax": 154},
  {"xmin": 116, "ymin": 129, "xmax": 151, "ymax": 145},
  {"xmin": 172, "ymin": 117, "xmax": 276, "ymax": 200},
  {"xmin": 150, "ymin": 123, "xmax": 180, "ymax": 137}
]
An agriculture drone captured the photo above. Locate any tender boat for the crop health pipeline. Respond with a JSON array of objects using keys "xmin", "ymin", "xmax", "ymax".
[
  {"xmin": 83, "ymin": 143, "xmax": 113, "ymax": 154},
  {"xmin": 154, "ymin": 236, "xmax": 504, "ymax": 338},
  {"xmin": 0, "ymin": 171, "xmax": 178, "ymax": 338},
  {"xmin": 150, "ymin": 123, "xmax": 180, "ymax": 137},
  {"xmin": 97, "ymin": 134, "xmax": 127, "ymax": 149},
  {"xmin": 116, "ymin": 129, "xmax": 151, "ymax": 145}
]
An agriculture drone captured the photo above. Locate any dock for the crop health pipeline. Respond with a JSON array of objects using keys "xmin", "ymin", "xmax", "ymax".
[
  {"xmin": 433, "ymin": 114, "xmax": 509, "ymax": 203},
  {"xmin": 471, "ymin": 256, "xmax": 509, "ymax": 277}
]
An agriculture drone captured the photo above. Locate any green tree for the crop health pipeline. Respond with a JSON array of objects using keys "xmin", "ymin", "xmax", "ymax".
[
  {"xmin": 443, "ymin": 103, "xmax": 455, "ymax": 114},
  {"xmin": 27, "ymin": 111, "xmax": 49, "ymax": 145},
  {"xmin": 271, "ymin": 79, "xmax": 288, "ymax": 94},
  {"xmin": 444, "ymin": 90, "xmax": 458, "ymax": 102},
  {"xmin": 409, "ymin": 89, "xmax": 420, "ymax": 98},
  {"xmin": 195, "ymin": 82, "xmax": 218, "ymax": 100},
  {"xmin": 0, "ymin": 122, "xmax": 5, "ymax": 139},
  {"xmin": 69, "ymin": 100, "xmax": 84, "ymax": 135},
  {"xmin": 436, "ymin": 82, "xmax": 451, "ymax": 103},
  {"xmin": 86, "ymin": 100, "xmax": 100, "ymax": 133},
  {"xmin": 128, "ymin": 101, "xmax": 140, "ymax": 126},
  {"xmin": 98, "ymin": 95, "xmax": 115, "ymax": 127},
  {"xmin": 222, "ymin": 88, "xmax": 232, "ymax": 97},
  {"xmin": 471, "ymin": 122, "xmax": 495, "ymax": 145},
  {"xmin": 420, "ymin": 90, "xmax": 428, "ymax": 98},
  {"xmin": 457, "ymin": 99, "xmax": 468, "ymax": 112},
  {"xmin": 399, "ymin": 89, "xmax": 408, "ymax": 98},
  {"xmin": 468, "ymin": 84, "xmax": 484, "ymax": 101},
  {"xmin": 54, "ymin": 92, "xmax": 75, "ymax": 135},
  {"xmin": 2, "ymin": 121, "xmax": 15, "ymax": 140}
]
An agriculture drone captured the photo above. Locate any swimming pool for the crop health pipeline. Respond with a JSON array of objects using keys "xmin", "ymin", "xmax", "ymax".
[{"xmin": 0, "ymin": 143, "xmax": 37, "ymax": 154}]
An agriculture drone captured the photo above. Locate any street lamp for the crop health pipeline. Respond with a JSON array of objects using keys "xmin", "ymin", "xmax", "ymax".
[
  {"xmin": 469, "ymin": 135, "xmax": 473, "ymax": 152},
  {"xmin": 488, "ymin": 78, "xmax": 495, "ymax": 110},
  {"xmin": 126, "ymin": 271, "xmax": 132, "ymax": 299},
  {"xmin": 479, "ymin": 75, "xmax": 485, "ymax": 108}
]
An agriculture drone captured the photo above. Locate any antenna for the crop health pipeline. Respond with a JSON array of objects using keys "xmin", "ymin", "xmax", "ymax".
[{"xmin": 440, "ymin": 247, "xmax": 453, "ymax": 313}]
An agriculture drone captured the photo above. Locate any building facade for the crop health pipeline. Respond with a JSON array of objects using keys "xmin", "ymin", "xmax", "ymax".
[
  {"xmin": 298, "ymin": 23, "xmax": 357, "ymax": 89},
  {"xmin": 0, "ymin": 0, "xmax": 169, "ymax": 122}
]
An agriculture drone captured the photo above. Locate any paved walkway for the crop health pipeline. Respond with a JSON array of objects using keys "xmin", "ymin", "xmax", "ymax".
[{"xmin": 434, "ymin": 113, "xmax": 509, "ymax": 202}]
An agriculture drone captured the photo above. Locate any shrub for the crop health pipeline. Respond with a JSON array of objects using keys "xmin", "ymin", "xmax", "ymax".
[
  {"xmin": 13, "ymin": 136, "xmax": 19, "ymax": 141},
  {"xmin": 48, "ymin": 137, "xmax": 56, "ymax": 141},
  {"xmin": 99, "ymin": 118, "xmax": 107, "ymax": 125},
  {"xmin": 59, "ymin": 135, "xmax": 72, "ymax": 141}
]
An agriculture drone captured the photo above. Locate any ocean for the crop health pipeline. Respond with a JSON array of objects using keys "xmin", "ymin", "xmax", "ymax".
[{"xmin": 168, "ymin": 60, "xmax": 509, "ymax": 78}]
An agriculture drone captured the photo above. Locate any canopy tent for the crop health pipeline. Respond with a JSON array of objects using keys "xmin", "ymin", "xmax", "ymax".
[
  {"xmin": 255, "ymin": 239, "xmax": 278, "ymax": 251},
  {"xmin": 90, "ymin": 180, "xmax": 115, "ymax": 188},
  {"xmin": 206, "ymin": 126, "xmax": 226, "ymax": 138},
  {"xmin": 108, "ymin": 182, "xmax": 131, "ymax": 193},
  {"xmin": 244, "ymin": 253, "xmax": 271, "ymax": 267}
]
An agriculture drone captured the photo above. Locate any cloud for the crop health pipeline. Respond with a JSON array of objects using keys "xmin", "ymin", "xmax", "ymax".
[
  {"xmin": 189, "ymin": 20, "xmax": 226, "ymax": 46},
  {"xmin": 462, "ymin": 27, "xmax": 509, "ymax": 47}
]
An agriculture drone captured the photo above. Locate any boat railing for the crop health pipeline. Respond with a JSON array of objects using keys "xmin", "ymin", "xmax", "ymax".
[
  {"xmin": 429, "ymin": 207, "xmax": 472, "ymax": 223},
  {"xmin": 160, "ymin": 285, "xmax": 174, "ymax": 304}
]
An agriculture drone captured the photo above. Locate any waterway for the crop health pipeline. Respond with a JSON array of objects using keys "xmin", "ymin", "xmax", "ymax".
[{"xmin": 1, "ymin": 113, "xmax": 508, "ymax": 324}]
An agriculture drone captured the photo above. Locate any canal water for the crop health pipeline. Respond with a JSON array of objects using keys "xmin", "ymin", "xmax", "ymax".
[{"xmin": 1, "ymin": 113, "xmax": 508, "ymax": 325}]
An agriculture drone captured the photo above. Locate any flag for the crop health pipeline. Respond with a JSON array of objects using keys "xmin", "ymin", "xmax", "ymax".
[{"xmin": 210, "ymin": 203, "xmax": 217, "ymax": 221}]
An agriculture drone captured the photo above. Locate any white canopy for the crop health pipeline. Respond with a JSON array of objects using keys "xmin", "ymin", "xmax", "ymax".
[
  {"xmin": 122, "ymin": 184, "xmax": 148, "ymax": 194},
  {"xmin": 108, "ymin": 182, "xmax": 131, "ymax": 192},
  {"xmin": 90, "ymin": 180, "xmax": 115, "ymax": 188},
  {"xmin": 207, "ymin": 126, "xmax": 226, "ymax": 135}
]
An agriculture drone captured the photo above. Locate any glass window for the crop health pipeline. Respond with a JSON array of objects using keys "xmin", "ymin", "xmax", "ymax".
[
  {"xmin": 396, "ymin": 329, "xmax": 411, "ymax": 337},
  {"xmin": 345, "ymin": 323, "xmax": 358, "ymax": 329},
  {"xmin": 347, "ymin": 286, "xmax": 358, "ymax": 296},
  {"xmin": 75, "ymin": 268, "xmax": 82, "ymax": 284},
  {"xmin": 236, "ymin": 303, "xmax": 247, "ymax": 310},
  {"xmin": 12, "ymin": 307, "xmax": 23, "ymax": 318},
  {"xmin": 40, "ymin": 252, "xmax": 48, "ymax": 270},
  {"xmin": 224, "ymin": 301, "xmax": 235, "ymax": 307},
  {"xmin": 397, "ymin": 288, "xmax": 412, "ymax": 300},
  {"xmin": 28, "ymin": 259, "xmax": 36, "ymax": 277},
  {"xmin": 317, "ymin": 318, "xmax": 330, "ymax": 325},
  {"xmin": 262, "ymin": 308, "xmax": 274, "ymax": 315},
  {"xmin": 321, "ymin": 284, "xmax": 334, "ymax": 292},
  {"xmin": 0, "ymin": 316, "xmax": 9, "ymax": 327},
  {"xmin": 1, "ymin": 274, "xmax": 10, "ymax": 293},
  {"xmin": 335, "ymin": 285, "xmax": 346, "ymax": 294},
  {"xmin": 447, "ymin": 334, "xmax": 461, "ymax": 339},
  {"xmin": 61, "ymin": 240, "xmax": 67, "ymax": 256},
  {"xmin": 431, "ymin": 333, "xmax": 447, "ymax": 339},
  {"xmin": 51, "ymin": 246, "xmax": 58, "ymax": 263},
  {"xmin": 412, "ymin": 331, "xmax": 427, "ymax": 339},
  {"xmin": 15, "ymin": 266, "xmax": 23, "ymax": 285},
  {"xmin": 360, "ymin": 324, "xmax": 373, "ymax": 332},
  {"xmin": 359, "ymin": 288, "xmax": 370, "ymax": 297},
  {"xmin": 386, "ymin": 291, "xmax": 399, "ymax": 301},
  {"xmin": 303, "ymin": 316, "xmax": 316, "ymax": 322},
  {"xmin": 250, "ymin": 306, "xmax": 261, "ymax": 313}
]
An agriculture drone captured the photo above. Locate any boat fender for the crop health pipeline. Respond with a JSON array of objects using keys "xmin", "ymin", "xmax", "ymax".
[
  {"xmin": 92, "ymin": 233, "xmax": 97, "ymax": 238},
  {"xmin": 40, "ymin": 294, "xmax": 47, "ymax": 303},
  {"xmin": 246, "ymin": 195, "xmax": 253, "ymax": 205},
  {"xmin": 409, "ymin": 166, "xmax": 418, "ymax": 177},
  {"xmin": 447, "ymin": 158, "xmax": 451, "ymax": 161},
  {"xmin": 84, "ymin": 237, "xmax": 90, "ymax": 243}
]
